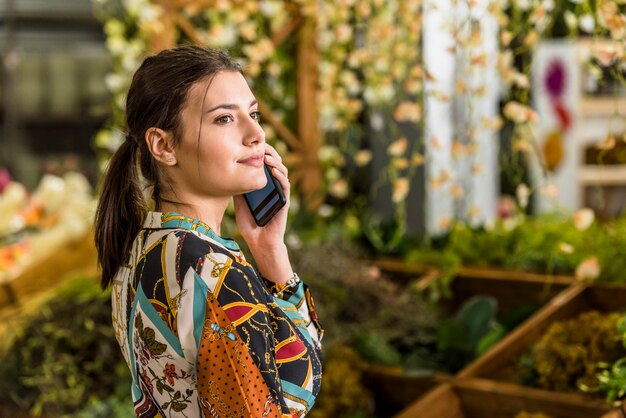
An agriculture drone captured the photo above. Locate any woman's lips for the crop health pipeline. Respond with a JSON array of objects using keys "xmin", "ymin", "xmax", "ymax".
[{"xmin": 238, "ymin": 155, "xmax": 264, "ymax": 167}]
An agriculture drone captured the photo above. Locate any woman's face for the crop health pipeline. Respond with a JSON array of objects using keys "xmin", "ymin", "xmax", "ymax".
[{"xmin": 174, "ymin": 71, "xmax": 267, "ymax": 199}]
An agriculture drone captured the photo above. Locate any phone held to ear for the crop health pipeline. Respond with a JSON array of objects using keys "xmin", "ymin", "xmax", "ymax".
[{"xmin": 243, "ymin": 163, "xmax": 286, "ymax": 227}]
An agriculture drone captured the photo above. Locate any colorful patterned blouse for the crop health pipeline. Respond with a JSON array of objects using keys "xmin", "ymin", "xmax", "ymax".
[{"xmin": 111, "ymin": 211, "xmax": 323, "ymax": 417}]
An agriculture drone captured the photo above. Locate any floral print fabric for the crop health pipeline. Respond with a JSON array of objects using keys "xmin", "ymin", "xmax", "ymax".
[{"xmin": 111, "ymin": 212, "xmax": 323, "ymax": 417}]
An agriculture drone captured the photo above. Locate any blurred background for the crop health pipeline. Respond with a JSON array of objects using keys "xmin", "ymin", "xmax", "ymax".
[{"xmin": 3, "ymin": 1, "xmax": 626, "ymax": 417}]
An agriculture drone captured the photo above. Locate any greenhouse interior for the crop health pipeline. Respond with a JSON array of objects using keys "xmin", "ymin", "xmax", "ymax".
[{"xmin": 4, "ymin": 0, "xmax": 626, "ymax": 417}]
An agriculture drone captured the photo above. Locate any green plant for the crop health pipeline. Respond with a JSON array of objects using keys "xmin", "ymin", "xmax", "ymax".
[
  {"xmin": 593, "ymin": 313, "xmax": 626, "ymax": 405},
  {"xmin": 528, "ymin": 311, "xmax": 625, "ymax": 392},
  {"xmin": 289, "ymin": 234, "xmax": 440, "ymax": 365},
  {"xmin": 435, "ymin": 296, "xmax": 500, "ymax": 373},
  {"xmin": 0, "ymin": 275, "xmax": 131, "ymax": 416}
]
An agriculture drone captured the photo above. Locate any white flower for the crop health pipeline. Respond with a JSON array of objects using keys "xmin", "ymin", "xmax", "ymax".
[
  {"xmin": 516, "ymin": 0, "xmax": 531, "ymax": 10},
  {"xmin": 370, "ymin": 112, "xmax": 384, "ymax": 131},
  {"xmin": 579, "ymin": 14, "xmax": 595, "ymax": 33},
  {"xmin": 318, "ymin": 204, "xmax": 334, "ymax": 218},
  {"xmin": 575, "ymin": 256, "xmax": 600, "ymax": 281},
  {"xmin": 542, "ymin": 0, "xmax": 555, "ymax": 11},
  {"xmin": 212, "ymin": 24, "xmax": 238, "ymax": 48},
  {"xmin": 516, "ymin": 183, "xmax": 530, "ymax": 209},
  {"xmin": 573, "ymin": 208, "xmax": 595, "ymax": 230},
  {"xmin": 260, "ymin": 0, "xmax": 280, "ymax": 17}
]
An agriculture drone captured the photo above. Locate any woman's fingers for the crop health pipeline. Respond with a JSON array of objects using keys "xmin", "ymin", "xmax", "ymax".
[{"xmin": 263, "ymin": 144, "xmax": 288, "ymax": 178}]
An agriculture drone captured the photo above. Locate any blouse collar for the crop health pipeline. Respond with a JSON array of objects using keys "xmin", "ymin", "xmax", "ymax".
[{"xmin": 143, "ymin": 211, "xmax": 240, "ymax": 252}]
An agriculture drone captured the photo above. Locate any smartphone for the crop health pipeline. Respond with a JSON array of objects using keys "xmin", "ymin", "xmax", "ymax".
[{"xmin": 243, "ymin": 163, "xmax": 287, "ymax": 227}]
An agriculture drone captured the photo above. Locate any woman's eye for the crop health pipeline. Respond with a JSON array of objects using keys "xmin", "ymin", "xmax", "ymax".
[
  {"xmin": 251, "ymin": 111, "xmax": 261, "ymax": 122},
  {"xmin": 216, "ymin": 115, "xmax": 234, "ymax": 124}
]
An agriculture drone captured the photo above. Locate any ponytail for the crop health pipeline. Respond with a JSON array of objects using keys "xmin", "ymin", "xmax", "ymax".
[{"xmin": 95, "ymin": 139, "xmax": 148, "ymax": 289}]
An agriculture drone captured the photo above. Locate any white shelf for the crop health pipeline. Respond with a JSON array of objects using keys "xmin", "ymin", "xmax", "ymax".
[{"xmin": 579, "ymin": 165, "xmax": 626, "ymax": 185}]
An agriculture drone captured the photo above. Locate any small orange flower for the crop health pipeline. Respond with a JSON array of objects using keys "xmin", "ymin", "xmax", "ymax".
[{"xmin": 164, "ymin": 363, "xmax": 177, "ymax": 386}]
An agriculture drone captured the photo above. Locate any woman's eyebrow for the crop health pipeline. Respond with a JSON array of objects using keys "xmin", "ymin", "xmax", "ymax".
[{"xmin": 205, "ymin": 99, "xmax": 258, "ymax": 114}]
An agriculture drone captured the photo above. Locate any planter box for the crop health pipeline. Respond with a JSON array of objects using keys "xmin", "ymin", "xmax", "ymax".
[
  {"xmin": 459, "ymin": 282, "xmax": 626, "ymax": 380},
  {"xmin": 361, "ymin": 364, "xmax": 446, "ymax": 417},
  {"xmin": 374, "ymin": 259, "xmax": 574, "ymax": 317},
  {"xmin": 395, "ymin": 377, "xmax": 609, "ymax": 418},
  {"xmin": 397, "ymin": 282, "xmax": 625, "ymax": 417}
]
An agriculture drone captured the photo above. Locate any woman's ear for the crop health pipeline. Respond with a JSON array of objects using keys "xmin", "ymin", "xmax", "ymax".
[{"xmin": 145, "ymin": 127, "xmax": 177, "ymax": 166}]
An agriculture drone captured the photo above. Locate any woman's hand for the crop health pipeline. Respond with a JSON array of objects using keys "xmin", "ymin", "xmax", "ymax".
[{"xmin": 234, "ymin": 144, "xmax": 294, "ymax": 285}]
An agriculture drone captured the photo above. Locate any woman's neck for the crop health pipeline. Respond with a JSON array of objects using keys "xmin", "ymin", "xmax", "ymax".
[{"xmin": 157, "ymin": 196, "xmax": 229, "ymax": 235}]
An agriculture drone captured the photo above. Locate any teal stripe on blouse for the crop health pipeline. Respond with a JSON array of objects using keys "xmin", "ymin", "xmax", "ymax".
[
  {"xmin": 161, "ymin": 212, "xmax": 240, "ymax": 252},
  {"xmin": 281, "ymin": 379, "xmax": 316, "ymax": 408},
  {"xmin": 135, "ymin": 284, "xmax": 185, "ymax": 358},
  {"xmin": 272, "ymin": 297, "xmax": 314, "ymax": 347},
  {"xmin": 192, "ymin": 271, "xmax": 209, "ymax": 351}
]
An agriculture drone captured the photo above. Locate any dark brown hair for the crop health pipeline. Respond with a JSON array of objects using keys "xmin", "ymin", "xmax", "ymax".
[{"xmin": 95, "ymin": 45, "xmax": 242, "ymax": 289}]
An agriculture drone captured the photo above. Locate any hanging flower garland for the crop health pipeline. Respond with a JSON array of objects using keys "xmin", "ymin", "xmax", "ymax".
[{"xmin": 93, "ymin": 0, "xmax": 425, "ymax": 241}]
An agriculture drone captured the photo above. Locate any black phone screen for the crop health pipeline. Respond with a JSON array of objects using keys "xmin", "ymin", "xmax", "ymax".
[{"xmin": 243, "ymin": 164, "xmax": 286, "ymax": 226}]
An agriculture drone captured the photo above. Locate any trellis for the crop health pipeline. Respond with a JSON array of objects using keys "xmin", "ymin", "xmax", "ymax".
[{"xmin": 147, "ymin": 0, "xmax": 324, "ymax": 210}]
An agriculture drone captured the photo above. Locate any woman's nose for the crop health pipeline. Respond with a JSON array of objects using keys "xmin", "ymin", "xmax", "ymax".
[{"xmin": 243, "ymin": 116, "xmax": 265, "ymax": 146}]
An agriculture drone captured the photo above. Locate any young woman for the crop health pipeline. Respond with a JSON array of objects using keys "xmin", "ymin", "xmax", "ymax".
[{"xmin": 95, "ymin": 45, "xmax": 323, "ymax": 418}]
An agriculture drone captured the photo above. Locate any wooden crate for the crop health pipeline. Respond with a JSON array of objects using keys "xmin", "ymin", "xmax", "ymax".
[
  {"xmin": 395, "ymin": 377, "xmax": 609, "ymax": 418},
  {"xmin": 361, "ymin": 364, "xmax": 446, "ymax": 417},
  {"xmin": 375, "ymin": 258, "xmax": 573, "ymax": 317},
  {"xmin": 459, "ymin": 283, "xmax": 626, "ymax": 380}
]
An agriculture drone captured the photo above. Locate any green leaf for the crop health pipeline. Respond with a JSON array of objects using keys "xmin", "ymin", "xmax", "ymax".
[
  {"xmin": 171, "ymin": 401, "xmax": 188, "ymax": 412},
  {"xmin": 156, "ymin": 380, "xmax": 164, "ymax": 395},
  {"xmin": 455, "ymin": 296, "xmax": 497, "ymax": 347},
  {"xmin": 475, "ymin": 323, "xmax": 506, "ymax": 356}
]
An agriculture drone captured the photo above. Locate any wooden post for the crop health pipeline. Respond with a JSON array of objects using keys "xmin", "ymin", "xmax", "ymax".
[{"xmin": 296, "ymin": 14, "xmax": 324, "ymax": 210}]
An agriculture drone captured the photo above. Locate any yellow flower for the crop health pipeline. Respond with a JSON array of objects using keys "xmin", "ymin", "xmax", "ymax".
[
  {"xmin": 328, "ymin": 179, "xmax": 349, "ymax": 199},
  {"xmin": 523, "ymin": 31, "xmax": 539, "ymax": 47},
  {"xmin": 392, "ymin": 158, "xmax": 410, "ymax": 170},
  {"xmin": 503, "ymin": 101, "xmax": 538, "ymax": 124},
  {"xmin": 354, "ymin": 150, "xmax": 372, "ymax": 166},
  {"xmin": 412, "ymin": 153, "xmax": 425, "ymax": 166},
  {"xmin": 393, "ymin": 102, "xmax": 422, "ymax": 123},
  {"xmin": 387, "ymin": 137, "xmax": 409, "ymax": 157},
  {"xmin": 438, "ymin": 216, "xmax": 452, "ymax": 230},
  {"xmin": 392, "ymin": 178, "xmax": 410, "ymax": 203},
  {"xmin": 450, "ymin": 183, "xmax": 464, "ymax": 199},
  {"xmin": 500, "ymin": 31, "xmax": 513, "ymax": 47}
]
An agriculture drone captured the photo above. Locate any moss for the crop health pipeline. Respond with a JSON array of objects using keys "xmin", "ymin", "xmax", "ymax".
[{"xmin": 532, "ymin": 310, "xmax": 625, "ymax": 392}]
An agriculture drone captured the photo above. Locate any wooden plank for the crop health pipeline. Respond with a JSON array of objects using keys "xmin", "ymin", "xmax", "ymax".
[
  {"xmin": 455, "ymin": 377, "xmax": 609, "ymax": 418},
  {"xmin": 295, "ymin": 14, "xmax": 324, "ymax": 210},
  {"xmin": 579, "ymin": 165, "xmax": 626, "ymax": 186},
  {"xmin": 362, "ymin": 365, "xmax": 445, "ymax": 416},
  {"xmin": 272, "ymin": 14, "xmax": 303, "ymax": 46},
  {"xmin": 394, "ymin": 383, "xmax": 464, "ymax": 418}
]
